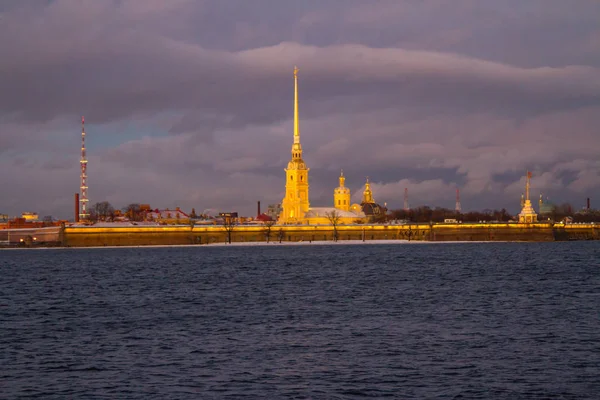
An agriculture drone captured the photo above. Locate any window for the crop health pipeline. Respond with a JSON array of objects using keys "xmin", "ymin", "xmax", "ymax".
[{"xmin": 338, "ymin": 200, "xmax": 341, "ymax": 205}]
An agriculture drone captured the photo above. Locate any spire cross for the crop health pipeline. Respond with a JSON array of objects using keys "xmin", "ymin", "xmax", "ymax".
[{"xmin": 526, "ymin": 171, "xmax": 532, "ymax": 201}]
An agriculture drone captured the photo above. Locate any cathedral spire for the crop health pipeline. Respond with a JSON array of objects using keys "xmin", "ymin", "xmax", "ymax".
[
  {"xmin": 526, "ymin": 171, "xmax": 532, "ymax": 201},
  {"xmin": 293, "ymin": 66, "xmax": 300, "ymax": 144},
  {"xmin": 280, "ymin": 66, "xmax": 310, "ymax": 224},
  {"xmin": 339, "ymin": 169, "xmax": 345, "ymax": 187}
]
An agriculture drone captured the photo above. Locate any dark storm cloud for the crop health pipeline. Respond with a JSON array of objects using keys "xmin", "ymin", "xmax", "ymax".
[
  {"xmin": 0, "ymin": 0, "xmax": 599, "ymax": 217},
  {"xmin": 2, "ymin": 1, "xmax": 599, "ymax": 126}
]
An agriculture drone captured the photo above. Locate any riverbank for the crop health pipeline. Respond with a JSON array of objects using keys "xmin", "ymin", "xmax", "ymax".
[
  {"xmin": 62, "ymin": 223, "xmax": 597, "ymax": 247},
  {"xmin": 1, "ymin": 222, "xmax": 597, "ymax": 248}
]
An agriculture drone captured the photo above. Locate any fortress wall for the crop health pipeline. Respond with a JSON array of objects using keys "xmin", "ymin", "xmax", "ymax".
[
  {"xmin": 61, "ymin": 223, "xmax": 598, "ymax": 247},
  {"xmin": 63, "ymin": 224, "xmax": 432, "ymax": 247},
  {"xmin": 431, "ymin": 223, "xmax": 555, "ymax": 242},
  {"xmin": 1, "ymin": 226, "xmax": 62, "ymax": 245},
  {"xmin": 553, "ymin": 224, "xmax": 598, "ymax": 241}
]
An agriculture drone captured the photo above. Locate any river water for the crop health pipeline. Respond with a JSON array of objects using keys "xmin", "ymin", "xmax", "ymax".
[{"xmin": 1, "ymin": 242, "xmax": 599, "ymax": 399}]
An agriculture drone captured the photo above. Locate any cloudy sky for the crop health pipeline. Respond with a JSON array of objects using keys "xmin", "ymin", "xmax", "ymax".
[{"xmin": 1, "ymin": 0, "xmax": 599, "ymax": 219}]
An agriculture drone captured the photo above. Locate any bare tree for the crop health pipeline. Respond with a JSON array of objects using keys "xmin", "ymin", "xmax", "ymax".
[
  {"xmin": 220, "ymin": 213, "xmax": 237, "ymax": 244},
  {"xmin": 262, "ymin": 220, "xmax": 276, "ymax": 243},
  {"xmin": 123, "ymin": 203, "xmax": 142, "ymax": 221},
  {"xmin": 93, "ymin": 201, "xmax": 115, "ymax": 222},
  {"xmin": 325, "ymin": 210, "xmax": 341, "ymax": 242}
]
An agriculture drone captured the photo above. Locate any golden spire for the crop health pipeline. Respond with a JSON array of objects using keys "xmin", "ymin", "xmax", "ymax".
[
  {"xmin": 526, "ymin": 171, "xmax": 532, "ymax": 201},
  {"xmin": 339, "ymin": 169, "xmax": 345, "ymax": 187},
  {"xmin": 293, "ymin": 66, "xmax": 300, "ymax": 144},
  {"xmin": 363, "ymin": 177, "xmax": 374, "ymax": 203}
]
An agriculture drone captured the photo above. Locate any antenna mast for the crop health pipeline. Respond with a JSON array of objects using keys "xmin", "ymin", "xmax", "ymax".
[{"xmin": 79, "ymin": 116, "xmax": 89, "ymax": 220}]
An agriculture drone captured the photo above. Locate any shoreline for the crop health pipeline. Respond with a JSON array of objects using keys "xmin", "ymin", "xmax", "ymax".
[
  {"xmin": 2, "ymin": 223, "xmax": 596, "ymax": 248},
  {"xmin": 0, "ymin": 239, "xmax": 549, "ymax": 250}
]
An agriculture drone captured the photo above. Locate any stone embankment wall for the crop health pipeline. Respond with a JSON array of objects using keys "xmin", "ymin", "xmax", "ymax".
[
  {"xmin": 58, "ymin": 223, "xmax": 598, "ymax": 247},
  {"xmin": 0, "ymin": 226, "xmax": 62, "ymax": 246},
  {"xmin": 431, "ymin": 223, "xmax": 556, "ymax": 242},
  {"xmin": 63, "ymin": 224, "xmax": 431, "ymax": 247},
  {"xmin": 6, "ymin": 223, "xmax": 596, "ymax": 248},
  {"xmin": 553, "ymin": 224, "xmax": 598, "ymax": 241}
]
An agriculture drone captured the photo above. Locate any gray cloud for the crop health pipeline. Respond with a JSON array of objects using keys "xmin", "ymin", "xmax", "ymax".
[{"xmin": 0, "ymin": 1, "xmax": 599, "ymax": 218}]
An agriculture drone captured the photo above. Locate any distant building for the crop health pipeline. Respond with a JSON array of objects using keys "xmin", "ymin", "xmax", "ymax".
[
  {"xmin": 357, "ymin": 177, "xmax": 387, "ymax": 221},
  {"xmin": 0, "ymin": 214, "xmax": 8, "ymax": 222},
  {"xmin": 279, "ymin": 67, "xmax": 309, "ymax": 224},
  {"xmin": 21, "ymin": 212, "xmax": 39, "ymax": 222},
  {"xmin": 255, "ymin": 213, "xmax": 274, "ymax": 223},
  {"xmin": 303, "ymin": 172, "xmax": 366, "ymax": 225},
  {"xmin": 147, "ymin": 207, "xmax": 190, "ymax": 224},
  {"xmin": 266, "ymin": 204, "xmax": 282, "ymax": 220},
  {"xmin": 538, "ymin": 195, "xmax": 555, "ymax": 215},
  {"xmin": 518, "ymin": 172, "xmax": 538, "ymax": 223},
  {"xmin": 276, "ymin": 68, "xmax": 374, "ymax": 225}
]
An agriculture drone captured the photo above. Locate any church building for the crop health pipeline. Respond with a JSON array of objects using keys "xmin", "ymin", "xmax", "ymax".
[
  {"xmin": 279, "ymin": 67, "xmax": 310, "ymax": 224},
  {"xmin": 278, "ymin": 67, "xmax": 381, "ymax": 225},
  {"xmin": 356, "ymin": 177, "xmax": 387, "ymax": 222}
]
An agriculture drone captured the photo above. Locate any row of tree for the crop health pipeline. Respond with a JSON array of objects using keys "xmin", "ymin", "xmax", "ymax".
[
  {"xmin": 382, "ymin": 207, "xmax": 512, "ymax": 223},
  {"xmin": 88, "ymin": 202, "xmax": 156, "ymax": 222},
  {"xmin": 87, "ymin": 201, "xmax": 600, "ymax": 225},
  {"xmin": 88, "ymin": 202, "xmax": 202, "ymax": 222}
]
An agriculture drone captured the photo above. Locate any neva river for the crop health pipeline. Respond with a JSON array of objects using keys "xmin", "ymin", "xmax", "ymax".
[{"xmin": 1, "ymin": 242, "xmax": 599, "ymax": 399}]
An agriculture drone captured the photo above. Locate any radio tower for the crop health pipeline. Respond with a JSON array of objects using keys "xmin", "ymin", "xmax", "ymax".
[
  {"xmin": 455, "ymin": 188, "xmax": 461, "ymax": 213},
  {"xmin": 79, "ymin": 116, "xmax": 89, "ymax": 220},
  {"xmin": 403, "ymin": 188, "xmax": 409, "ymax": 211}
]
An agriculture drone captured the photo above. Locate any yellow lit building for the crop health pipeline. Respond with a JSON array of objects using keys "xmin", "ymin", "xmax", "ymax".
[
  {"xmin": 358, "ymin": 178, "xmax": 387, "ymax": 221},
  {"xmin": 278, "ymin": 67, "xmax": 378, "ymax": 225},
  {"xmin": 518, "ymin": 172, "xmax": 538, "ymax": 223},
  {"xmin": 21, "ymin": 212, "xmax": 39, "ymax": 221},
  {"xmin": 334, "ymin": 170, "xmax": 351, "ymax": 211},
  {"xmin": 279, "ymin": 67, "xmax": 310, "ymax": 224},
  {"xmin": 304, "ymin": 171, "xmax": 366, "ymax": 225}
]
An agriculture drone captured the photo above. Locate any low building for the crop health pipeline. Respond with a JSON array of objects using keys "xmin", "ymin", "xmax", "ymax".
[
  {"xmin": 147, "ymin": 207, "xmax": 190, "ymax": 225},
  {"xmin": 21, "ymin": 212, "xmax": 39, "ymax": 221},
  {"xmin": 538, "ymin": 195, "xmax": 555, "ymax": 215},
  {"xmin": 266, "ymin": 204, "xmax": 282, "ymax": 220},
  {"xmin": 304, "ymin": 207, "xmax": 365, "ymax": 225},
  {"xmin": 255, "ymin": 213, "xmax": 274, "ymax": 223},
  {"xmin": 303, "ymin": 171, "xmax": 367, "ymax": 225}
]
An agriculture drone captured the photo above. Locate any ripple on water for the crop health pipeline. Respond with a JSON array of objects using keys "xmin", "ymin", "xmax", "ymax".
[{"xmin": 1, "ymin": 242, "xmax": 599, "ymax": 398}]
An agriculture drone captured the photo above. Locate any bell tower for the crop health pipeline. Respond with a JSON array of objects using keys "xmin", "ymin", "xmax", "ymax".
[
  {"xmin": 279, "ymin": 67, "xmax": 310, "ymax": 223},
  {"xmin": 334, "ymin": 170, "xmax": 351, "ymax": 211}
]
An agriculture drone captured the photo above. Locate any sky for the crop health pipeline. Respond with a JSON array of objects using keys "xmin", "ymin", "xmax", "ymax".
[{"xmin": 1, "ymin": 0, "xmax": 599, "ymax": 219}]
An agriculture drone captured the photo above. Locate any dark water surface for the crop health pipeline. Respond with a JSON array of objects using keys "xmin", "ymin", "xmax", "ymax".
[{"xmin": 1, "ymin": 242, "xmax": 599, "ymax": 399}]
